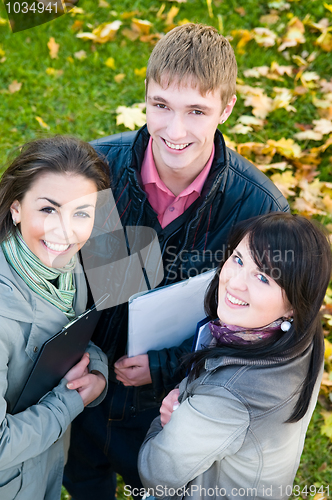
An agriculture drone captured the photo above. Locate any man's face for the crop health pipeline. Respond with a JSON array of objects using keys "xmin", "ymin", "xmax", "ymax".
[{"xmin": 145, "ymin": 79, "xmax": 236, "ymax": 181}]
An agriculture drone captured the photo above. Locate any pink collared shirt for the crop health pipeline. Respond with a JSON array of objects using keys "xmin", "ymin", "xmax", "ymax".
[{"xmin": 141, "ymin": 138, "xmax": 214, "ymax": 228}]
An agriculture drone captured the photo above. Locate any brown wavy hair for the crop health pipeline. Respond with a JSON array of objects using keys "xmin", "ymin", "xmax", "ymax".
[{"xmin": 0, "ymin": 135, "xmax": 110, "ymax": 243}]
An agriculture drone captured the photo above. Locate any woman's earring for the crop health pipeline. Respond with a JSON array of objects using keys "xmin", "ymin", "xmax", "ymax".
[
  {"xmin": 281, "ymin": 318, "xmax": 292, "ymax": 332},
  {"xmin": 12, "ymin": 219, "xmax": 17, "ymax": 227}
]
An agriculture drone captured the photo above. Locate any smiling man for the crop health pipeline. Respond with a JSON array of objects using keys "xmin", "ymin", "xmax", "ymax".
[{"xmin": 64, "ymin": 23, "xmax": 289, "ymax": 500}]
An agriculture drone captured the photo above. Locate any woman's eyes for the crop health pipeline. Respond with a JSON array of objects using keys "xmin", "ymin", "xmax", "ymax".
[
  {"xmin": 156, "ymin": 103, "xmax": 168, "ymax": 109},
  {"xmin": 233, "ymin": 255, "xmax": 243, "ymax": 266},
  {"xmin": 75, "ymin": 211, "xmax": 91, "ymax": 218},
  {"xmin": 40, "ymin": 207, "xmax": 91, "ymax": 218},
  {"xmin": 257, "ymin": 274, "xmax": 269, "ymax": 284},
  {"xmin": 233, "ymin": 254, "xmax": 269, "ymax": 284},
  {"xmin": 191, "ymin": 110, "xmax": 203, "ymax": 115},
  {"xmin": 40, "ymin": 206, "xmax": 56, "ymax": 214}
]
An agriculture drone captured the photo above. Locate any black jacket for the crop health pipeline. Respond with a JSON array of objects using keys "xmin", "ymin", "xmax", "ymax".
[{"xmin": 89, "ymin": 125, "xmax": 289, "ymax": 406}]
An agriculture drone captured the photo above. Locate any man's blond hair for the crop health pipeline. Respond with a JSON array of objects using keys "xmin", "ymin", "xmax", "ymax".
[{"xmin": 146, "ymin": 23, "xmax": 237, "ymax": 110}]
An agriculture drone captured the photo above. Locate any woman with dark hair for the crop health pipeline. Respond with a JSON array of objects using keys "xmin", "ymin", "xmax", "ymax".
[
  {"xmin": 0, "ymin": 136, "xmax": 110, "ymax": 500},
  {"xmin": 138, "ymin": 212, "xmax": 332, "ymax": 500}
]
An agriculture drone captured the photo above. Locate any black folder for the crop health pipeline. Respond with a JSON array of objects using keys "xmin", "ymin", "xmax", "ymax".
[{"xmin": 11, "ymin": 296, "xmax": 108, "ymax": 414}]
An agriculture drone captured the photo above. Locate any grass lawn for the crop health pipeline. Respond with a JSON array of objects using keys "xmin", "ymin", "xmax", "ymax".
[{"xmin": 0, "ymin": 0, "xmax": 332, "ymax": 498}]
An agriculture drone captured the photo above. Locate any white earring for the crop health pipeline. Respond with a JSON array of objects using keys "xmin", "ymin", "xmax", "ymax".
[
  {"xmin": 281, "ymin": 319, "xmax": 292, "ymax": 332},
  {"xmin": 12, "ymin": 219, "xmax": 17, "ymax": 227}
]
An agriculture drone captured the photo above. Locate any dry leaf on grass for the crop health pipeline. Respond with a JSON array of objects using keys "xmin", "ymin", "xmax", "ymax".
[
  {"xmin": 105, "ymin": 57, "xmax": 115, "ymax": 69},
  {"xmin": 270, "ymin": 170, "xmax": 298, "ymax": 198},
  {"xmin": 74, "ymin": 50, "xmax": 87, "ymax": 60},
  {"xmin": 77, "ymin": 21, "xmax": 122, "ymax": 43},
  {"xmin": 131, "ymin": 18, "xmax": 152, "ymax": 35},
  {"xmin": 116, "ymin": 104, "xmax": 146, "ymax": 130},
  {"xmin": 8, "ymin": 80, "xmax": 22, "ymax": 93},
  {"xmin": 253, "ymin": 27, "xmax": 277, "ymax": 47},
  {"xmin": 278, "ymin": 17, "xmax": 305, "ymax": 52},
  {"xmin": 47, "ymin": 37, "xmax": 60, "ymax": 59},
  {"xmin": 294, "ymin": 130, "xmax": 323, "ymax": 141},
  {"xmin": 267, "ymin": 138, "xmax": 302, "ymax": 159},
  {"xmin": 35, "ymin": 116, "xmax": 50, "ymax": 129}
]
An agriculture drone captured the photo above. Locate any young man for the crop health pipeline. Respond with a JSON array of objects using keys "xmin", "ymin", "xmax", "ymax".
[{"xmin": 64, "ymin": 23, "xmax": 289, "ymax": 499}]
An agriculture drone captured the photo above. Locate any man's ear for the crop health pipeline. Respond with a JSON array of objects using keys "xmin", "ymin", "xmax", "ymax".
[{"xmin": 219, "ymin": 95, "xmax": 237, "ymax": 124}]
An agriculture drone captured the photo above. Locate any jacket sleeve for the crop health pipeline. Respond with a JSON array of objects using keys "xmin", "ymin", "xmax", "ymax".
[
  {"xmin": 85, "ymin": 341, "xmax": 109, "ymax": 407},
  {"xmin": 138, "ymin": 384, "xmax": 249, "ymax": 491},
  {"xmin": 0, "ymin": 325, "xmax": 84, "ymax": 470},
  {"xmin": 147, "ymin": 335, "xmax": 194, "ymax": 402}
]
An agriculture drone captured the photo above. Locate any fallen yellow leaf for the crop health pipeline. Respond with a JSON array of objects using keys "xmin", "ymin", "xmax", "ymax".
[
  {"xmin": 122, "ymin": 28, "xmax": 140, "ymax": 41},
  {"xmin": 267, "ymin": 138, "xmax": 302, "ymax": 159},
  {"xmin": 74, "ymin": 50, "xmax": 87, "ymax": 60},
  {"xmin": 321, "ymin": 410, "xmax": 332, "ymax": 440},
  {"xmin": 47, "ymin": 37, "xmax": 60, "ymax": 59},
  {"xmin": 253, "ymin": 27, "xmax": 277, "ymax": 47},
  {"xmin": 323, "ymin": 194, "xmax": 332, "ymax": 213},
  {"xmin": 229, "ymin": 124, "xmax": 253, "ymax": 135},
  {"xmin": 77, "ymin": 21, "xmax": 122, "ymax": 43},
  {"xmin": 231, "ymin": 29, "xmax": 253, "ymax": 54},
  {"xmin": 259, "ymin": 14, "xmax": 280, "ymax": 25},
  {"xmin": 116, "ymin": 104, "xmax": 146, "ymax": 130},
  {"xmin": 293, "ymin": 130, "xmax": 323, "ymax": 141},
  {"xmin": 324, "ymin": 2, "xmax": 332, "ymax": 13},
  {"xmin": 98, "ymin": 0, "xmax": 109, "ymax": 7},
  {"xmin": 316, "ymin": 30, "xmax": 332, "ymax": 52},
  {"xmin": 134, "ymin": 67, "xmax": 147, "ymax": 78},
  {"xmin": 278, "ymin": 17, "xmax": 305, "ymax": 52},
  {"xmin": 237, "ymin": 115, "xmax": 264, "ymax": 129},
  {"xmin": 165, "ymin": 6, "xmax": 179, "ymax": 25},
  {"xmin": 131, "ymin": 18, "xmax": 152, "ymax": 35},
  {"xmin": 35, "ymin": 116, "xmax": 50, "ymax": 129},
  {"xmin": 313, "ymin": 119, "xmax": 332, "ymax": 135},
  {"xmin": 114, "ymin": 73, "xmax": 126, "ymax": 83},
  {"xmin": 272, "ymin": 88, "xmax": 296, "ymax": 112},
  {"xmin": 270, "ymin": 170, "xmax": 298, "ymax": 198},
  {"xmin": 45, "ymin": 68, "xmax": 64, "ymax": 77},
  {"xmin": 8, "ymin": 80, "xmax": 22, "ymax": 93},
  {"xmin": 71, "ymin": 20, "xmax": 84, "ymax": 32},
  {"xmin": 105, "ymin": 57, "xmax": 115, "ymax": 69},
  {"xmin": 243, "ymin": 66, "xmax": 269, "ymax": 78}
]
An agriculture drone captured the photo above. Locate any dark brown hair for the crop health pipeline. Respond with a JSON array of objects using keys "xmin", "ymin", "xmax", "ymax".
[
  {"xmin": 146, "ymin": 23, "xmax": 237, "ymax": 110},
  {"xmin": 188, "ymin": 212, "xmax": 332, "ymax": 422},
  {"xmin": 0, "ymin": 135, "xmax": 110, "ymax": 243}
]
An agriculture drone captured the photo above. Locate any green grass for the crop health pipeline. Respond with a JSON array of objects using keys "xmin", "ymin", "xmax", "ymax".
[{"xmin": 1, "ymin": 0, "xmax": 332, "ymax": 498}]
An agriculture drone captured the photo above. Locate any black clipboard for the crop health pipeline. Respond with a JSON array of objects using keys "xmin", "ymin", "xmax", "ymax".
[{"xmin": 11, "ymin": 294, "xmax": 109, "ymax": 414}]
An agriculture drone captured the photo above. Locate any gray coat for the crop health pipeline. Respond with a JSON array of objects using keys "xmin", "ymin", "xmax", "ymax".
[
  {"xmin": 0, "ymin": 249, "xmax": 108, "ymax": 500},
  {"xmin": 138, "ymin": 346, "xmax": 321, "ymax": 500}
]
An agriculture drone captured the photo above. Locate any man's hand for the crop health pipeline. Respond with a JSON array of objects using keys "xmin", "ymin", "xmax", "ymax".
[
  {"xmin": 160, "ymin": 388, "xmax": 180, "ymax": 427},
  {"xmin": 114, "ymin": 354, "xmax": 152, "ymax": 387}
]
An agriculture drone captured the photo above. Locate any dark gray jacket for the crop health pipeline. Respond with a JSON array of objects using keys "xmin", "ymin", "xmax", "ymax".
[{"xmin": 139, "ymin": 346, "xmax": 322, "ymax": 499}]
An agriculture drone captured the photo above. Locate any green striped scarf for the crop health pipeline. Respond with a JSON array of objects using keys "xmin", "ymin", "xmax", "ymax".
[{"xmin": 1, "ymin": 230, "xmax": 77, "ymax": 319}]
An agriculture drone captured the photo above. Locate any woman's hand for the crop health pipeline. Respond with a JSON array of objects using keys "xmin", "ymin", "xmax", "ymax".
[
  {"xmin": 160, "ymin": 388, "xmax": 180, "ymax": 427},
  {"xmin": 65, "ymin": 353, "xmax": 106, "ymax": 407},
  {"xmin": 65, "ymin": 352, "xmax": 90, "ymax": 382}
]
